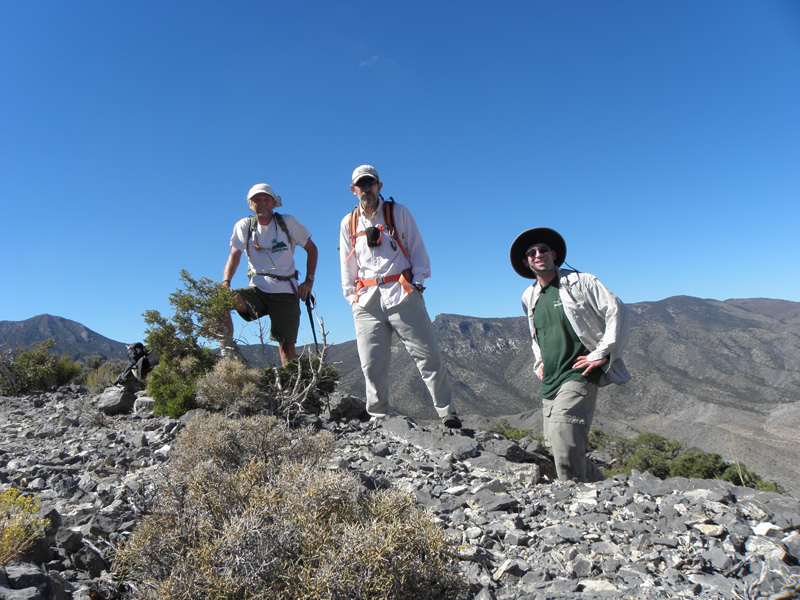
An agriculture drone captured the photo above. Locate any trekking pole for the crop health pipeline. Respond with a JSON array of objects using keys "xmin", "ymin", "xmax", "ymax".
[{"xmin": 305, "ymin": 294, "xmax": 319, "ymax": 353}]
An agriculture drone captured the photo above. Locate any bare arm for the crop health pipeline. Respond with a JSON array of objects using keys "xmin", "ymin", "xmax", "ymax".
[
  {"xmin": 223, "ymin": 248, "xmax": 243, "ymax": 288},
  {"xmin": 296, "ymin": 238, "xmax": 318, "ymax": 301}
]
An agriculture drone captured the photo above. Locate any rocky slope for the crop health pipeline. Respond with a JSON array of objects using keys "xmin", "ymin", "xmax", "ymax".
[
  {"xmin": 330, "ymin": 297, "xmax": 800, "ymax": 497},
  {"xmin": 5, "ymin": 298, "xmax": 800, "ymax": 495},
  {"xmin": 1, "ymin": 387, "xmax": 799, "ymax": 599}
]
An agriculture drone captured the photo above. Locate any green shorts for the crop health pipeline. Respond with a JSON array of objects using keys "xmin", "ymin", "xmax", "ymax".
[{"xmin": 234, "ymin": 287, "xmax": 300, "ymax": 345}]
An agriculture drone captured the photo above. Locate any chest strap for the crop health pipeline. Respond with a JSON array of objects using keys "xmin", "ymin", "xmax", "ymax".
[{"xmin": 355, "ymin": 268, "xmax": 414, "ymax": 301}]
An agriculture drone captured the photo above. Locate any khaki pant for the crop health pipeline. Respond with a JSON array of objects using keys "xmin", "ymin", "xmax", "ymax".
[
  {"xmin": 543, "ymin": 380, "xmax": 604, "ymax": 482},
  {"xmin": 352, "ymin": 291, "xmax": 454, "ymax": 419}
]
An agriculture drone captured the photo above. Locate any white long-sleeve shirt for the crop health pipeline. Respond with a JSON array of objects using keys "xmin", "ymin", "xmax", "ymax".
[
  {"xmin": 339, "ymin": 198, "xmax": 431, "ymax": 307},
  {"xmin": 522, "ymin": 269, "xmax": 632, "ymax": 387}
]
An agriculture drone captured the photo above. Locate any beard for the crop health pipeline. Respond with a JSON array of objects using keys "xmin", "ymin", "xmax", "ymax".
[{"xmin": 359, "ymin": 192, "xmax": 378, "ymax": 208}]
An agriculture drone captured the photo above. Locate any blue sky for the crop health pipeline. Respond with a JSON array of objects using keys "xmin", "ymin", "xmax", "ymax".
[{"xmin": 2, "ymin": 1, "xmax": 799, "ymax": 349}]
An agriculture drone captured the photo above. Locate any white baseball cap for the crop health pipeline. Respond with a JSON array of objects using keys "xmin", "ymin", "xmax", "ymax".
[
  {"xmin": 351, "ymin": 165, "xmax": 379, "ymax": 185},
  {"xmin": 246, "ymin": 183, "xmax": 282, "ymax": 207}
]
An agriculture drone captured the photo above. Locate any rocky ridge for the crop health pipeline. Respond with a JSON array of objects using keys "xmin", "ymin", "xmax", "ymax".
[{"xmin": 1, "ymin": 387, "xmax": 799, "ymax": 599}]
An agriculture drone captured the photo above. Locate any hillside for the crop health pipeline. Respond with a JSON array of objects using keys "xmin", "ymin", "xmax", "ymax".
[{"xmin": 0, "ymin": 314, "xmax": 128, "ymax": 360}]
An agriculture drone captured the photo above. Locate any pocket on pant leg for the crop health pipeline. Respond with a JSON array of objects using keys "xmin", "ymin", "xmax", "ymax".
[{"xmin": 549, "ymin": 381, "xmax": 595, "ymax": 427}]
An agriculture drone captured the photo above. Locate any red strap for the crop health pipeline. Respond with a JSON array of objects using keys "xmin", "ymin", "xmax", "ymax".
[{"xmin": 355, "ymin": 268, "xmax": 414, "ymax": 300}]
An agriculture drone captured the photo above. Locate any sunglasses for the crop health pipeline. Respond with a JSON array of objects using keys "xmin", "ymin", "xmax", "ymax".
[
  {"xmin": 354, "ymin": 178, "xmax": 377, "ymax": 189},
  {"xmin": 525, "ymin": 246, "xmax": 551, "ymax": 257}
]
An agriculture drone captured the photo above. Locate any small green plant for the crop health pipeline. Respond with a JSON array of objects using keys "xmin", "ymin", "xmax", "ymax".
[
  {"xmin": 115, "ymin": 414, "xmax": 465, "ymax": 600},
  {"xmin": 0, "ymin": 489, "xmax": 50, "ymax": 565},
  {"xmin": 143, "ymin": 270, "xmax": 236, "ymax": 418},
  {"xmin": 489, "ymin": 418, "xmax": 536, "ymax": 442},
  {"xmin": 0, "ymin": 339, "xmax": 81, "ymax": 395}
]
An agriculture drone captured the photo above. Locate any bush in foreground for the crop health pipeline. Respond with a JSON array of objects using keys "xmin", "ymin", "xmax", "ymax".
[
  {"xmin": 0, "ymin": 489, "xmax": 50, "ymax": 565},
  {"xmin": 115, "ymin": 414, "xmax": 465, "ymax": 600},
  {"xmin": 196, "ymin": 356, "xmax": 340, "ymax": 419}
]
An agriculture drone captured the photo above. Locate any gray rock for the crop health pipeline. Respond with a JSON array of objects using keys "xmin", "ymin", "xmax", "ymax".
[
  {"xmin": 94, "ymin": 387, "xmax": 135, "ymax": 416},
  {"xmin": 326, "ymin": 393, "xmax": 366, "ymax": 420}
]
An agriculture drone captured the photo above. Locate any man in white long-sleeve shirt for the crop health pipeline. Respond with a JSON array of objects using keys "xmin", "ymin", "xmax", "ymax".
[{"xmin": 339, "ymin": 165, "xmax": 461, "ymax": 428}]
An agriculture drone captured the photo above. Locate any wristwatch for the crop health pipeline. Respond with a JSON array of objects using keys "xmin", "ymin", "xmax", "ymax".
[{"xmin": 308, "ymin": 274, "xmax": 315, "ymax": 281}]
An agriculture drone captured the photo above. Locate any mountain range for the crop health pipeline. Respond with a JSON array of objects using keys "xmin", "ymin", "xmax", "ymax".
[{"xmin": 3, "ymin": 296, "xmax": 799, "ymax": 496}]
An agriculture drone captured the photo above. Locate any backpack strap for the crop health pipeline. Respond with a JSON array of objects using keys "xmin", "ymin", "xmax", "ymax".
[
  {"xmin": 345, "ymin": 206, "xmax": 359, "ymax": 262},
  {"xmin": 273, "ymin": 212, "xmax": 294, "ymax": 247},
  {"xmin": 382, "ymin": 197, "xmax": 410, "ymax": 261}
]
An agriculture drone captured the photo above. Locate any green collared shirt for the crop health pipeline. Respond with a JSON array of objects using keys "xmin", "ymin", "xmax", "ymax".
[{"xmin": 534, "ymin": 278, "xmax": 600, "ymax": 398}]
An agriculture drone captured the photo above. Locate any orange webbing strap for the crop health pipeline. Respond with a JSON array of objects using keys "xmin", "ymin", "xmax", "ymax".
[
  {"xmin": 344, "ymin": 202, "xmax": 411, "ymax": 263},
  {"xmin": 345, "ymin": 207, "xmax": 359, "ymax": 262},
  {"xmin": 355, "ymin": 268, "xmax": 414, "ymax": 301}
]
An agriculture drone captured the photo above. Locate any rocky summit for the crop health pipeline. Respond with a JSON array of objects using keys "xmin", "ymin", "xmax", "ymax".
[{"xmin": 1, "ymin": 387, "xmax": 799, "ymax": 600}]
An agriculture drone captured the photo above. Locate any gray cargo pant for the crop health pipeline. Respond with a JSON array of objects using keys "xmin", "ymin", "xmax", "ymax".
[
  {"xmin": 352, "ymin": 290, "xmax": 455, "ymax": 419},
  {"xmin": 543, "ymin": 380, "xmax": 605, "ymax": 482}
]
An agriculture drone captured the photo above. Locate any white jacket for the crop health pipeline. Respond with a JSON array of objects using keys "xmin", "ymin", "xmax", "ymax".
[{"xmin": 521, "ymin": 269, "xmax": 631, "ymax": 387}]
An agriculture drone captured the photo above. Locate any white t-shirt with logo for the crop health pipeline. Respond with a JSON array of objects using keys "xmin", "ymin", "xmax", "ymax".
[{"xmin": 230, "ymin": 213, "xmax": 311, "ymax": 294}]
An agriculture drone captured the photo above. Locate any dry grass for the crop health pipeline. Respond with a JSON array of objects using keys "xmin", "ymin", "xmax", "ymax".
[
  {"xmin": 194, "ymin": 358, "xmax": 266, "ymax": 415},
  {"xmin": 115, "ymin": 414, "xmax": 465, "ymax": 600}
]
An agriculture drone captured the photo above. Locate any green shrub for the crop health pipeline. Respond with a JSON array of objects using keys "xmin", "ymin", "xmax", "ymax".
[
  {"xmin": 0, "ymin": 489, "xmax": 50, "ymax": 565},
  {"xmin": 115, "ymin": 414, "xmax": 465, "ymax": 600},
  {"xmin": 0, "ymin": 339, "xmax": 81, "ymax": 395},
  {"xmin": 143, "ymin": 271, "xmax": 236, "ymax": 418},
  {"xmin": 669, "ymin": 448, "xmax": 726, "ymax": 480},
  {"xmin": 586, "ymin": 428, "xmax": 785, "ymax": 493},
  {"xmin": 83, "ymin": 358, "xmax": 129, "ymax": 393},
  {"xmin": 148, "ymin": 352, "xmax": 216, "ymax": 419},
  {"xmin": 489, "ymin": 418, "xmax": 536, "ymax": 442}
]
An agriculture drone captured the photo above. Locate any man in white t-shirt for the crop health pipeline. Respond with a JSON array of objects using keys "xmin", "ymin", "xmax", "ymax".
[{"xmin": 222, "ymin": 183, "xmax": 318, "ymax": 365}]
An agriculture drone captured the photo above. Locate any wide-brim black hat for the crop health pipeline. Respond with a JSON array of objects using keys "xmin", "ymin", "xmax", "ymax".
[{"xmin": 509, "ymin": 227, "xmax": 567, "ymax": 279}]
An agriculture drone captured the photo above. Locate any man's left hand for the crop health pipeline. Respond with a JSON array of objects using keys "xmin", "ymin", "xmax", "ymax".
[
  {"xmin": 298, "ymin": 280, "xmax": 313, "ymax": 302},
  {"xmin": 573, "ymin": 355, "xmax": 608, "ymax": 375}
]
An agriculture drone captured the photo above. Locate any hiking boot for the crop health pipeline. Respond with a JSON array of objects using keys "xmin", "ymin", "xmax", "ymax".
[{"xmin": 441, "ymin": 414, "xmax": 462, "ymax": 429}]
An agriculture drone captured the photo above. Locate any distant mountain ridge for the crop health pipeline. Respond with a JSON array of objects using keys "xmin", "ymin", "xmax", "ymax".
[
  {"xmin": 0, "ymin": 314, "xmax": 128, "ymax": 361},
  {"xmin": 3, "ymin": 297, "xmax": 799, "ymax": 496}
]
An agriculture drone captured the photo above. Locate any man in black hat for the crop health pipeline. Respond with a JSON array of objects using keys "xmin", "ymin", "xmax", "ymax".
[{"xmin": 510, "ymin": 227, "xmax": 631, "ymax": 482}]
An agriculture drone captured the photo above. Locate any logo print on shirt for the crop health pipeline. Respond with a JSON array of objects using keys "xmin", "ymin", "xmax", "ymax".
[
  {"xmin": 553, "ymin": 300, "xmax": 563, "ymax": 308},
  {"xmin": 271, "ymin": 239, "xmax": 288, "ymax": 252}
]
